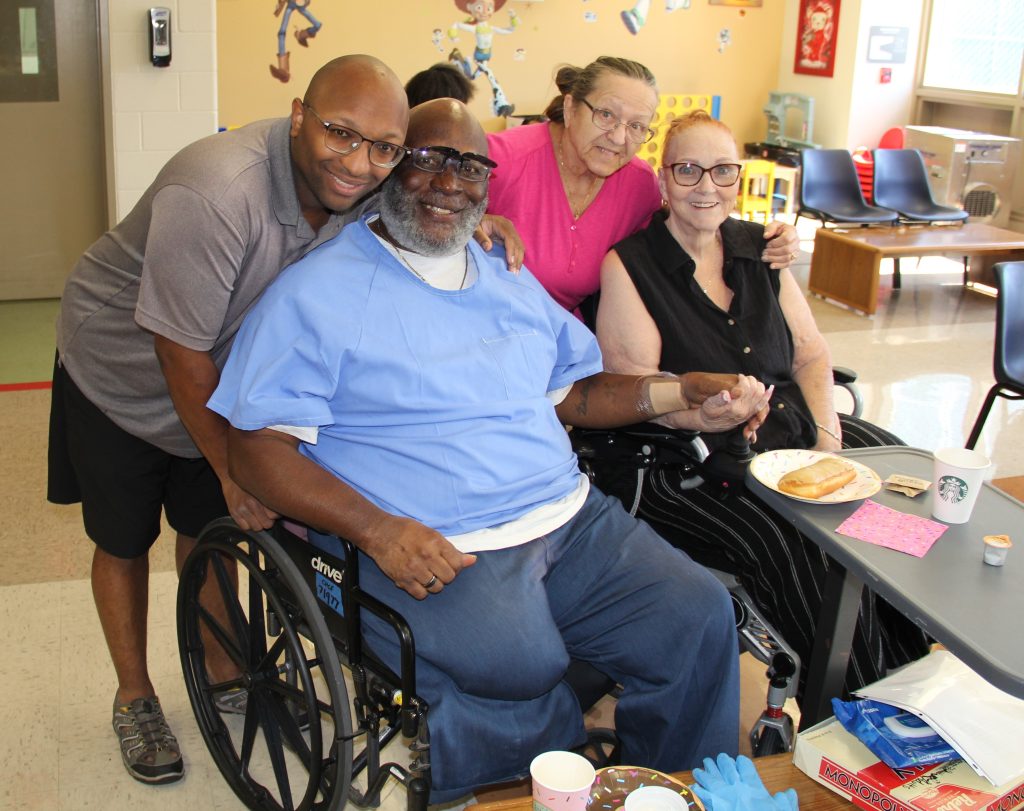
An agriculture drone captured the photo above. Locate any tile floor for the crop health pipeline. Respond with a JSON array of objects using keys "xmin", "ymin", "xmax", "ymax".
[{"xmin": 2, "ymin": 219, "xmax": 1022, "ymax": 810}]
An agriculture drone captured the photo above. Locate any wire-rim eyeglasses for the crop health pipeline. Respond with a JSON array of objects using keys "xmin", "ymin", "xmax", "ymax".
[{"xmin": 302, "ymin": 103, "xmax": 408, "ymax": 169}]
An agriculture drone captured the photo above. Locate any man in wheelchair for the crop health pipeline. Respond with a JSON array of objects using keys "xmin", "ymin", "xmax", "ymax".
[{"xmin": 208, "ymin": 99, "xmax": 773, "ymax": 803}]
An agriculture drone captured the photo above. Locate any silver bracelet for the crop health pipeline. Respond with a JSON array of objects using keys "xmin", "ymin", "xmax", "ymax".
[{"xmin": 815, "ymin": 421, "xmax": 842, "ymax": 442}]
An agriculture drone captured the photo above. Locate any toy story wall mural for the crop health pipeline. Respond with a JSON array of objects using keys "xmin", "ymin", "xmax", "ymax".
[
  {"xmin": 269, "ymin": 0, "xmax": 322, "ymax": 83},
  {"xmin": 446, "ymin": 0, "xmax": 520, "ymax": 117},
  {"xmin": 255, "ymin": 0, "xmax": 764, "ymax": 105}
]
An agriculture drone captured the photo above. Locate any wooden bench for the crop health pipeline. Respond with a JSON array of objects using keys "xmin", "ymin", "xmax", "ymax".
[{"xmin": 807, "ymin": 223, "xmax": 1024, "ymax": 315}]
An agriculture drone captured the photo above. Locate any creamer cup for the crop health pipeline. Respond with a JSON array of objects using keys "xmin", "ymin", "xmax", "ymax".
[{"xmin": 983, "ymin": 534, "xmax": 1012, "ymax": 566}]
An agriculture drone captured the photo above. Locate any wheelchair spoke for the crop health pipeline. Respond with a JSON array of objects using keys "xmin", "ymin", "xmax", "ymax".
[
  {"xmin": 263, "ymin": 659, "xmax": 339, "ymax": 720},
  {"xmin": 238, "ymin": 698, "xmax": 261, "ymax": 775},
  {"xmin": 210, "ymin": 551, "xmax": 252, "ymax": 654},
  {"xmin": 266, "ymin": 693, "xmax": 316, "ymax": 763},
  {"xmin": 257, "ymin": 696, "xmax": 296, "ymax": 810},
  {"xmin": 246, "ymin": 561, "xmax": 270, "ymax": 660},
  {"xmin": 256, "ymin": 627, "xmax": 290, "ymax": 675},
  {"xmin": 195, "ymin": 602, "xmax": 247, "ymax": 671}
]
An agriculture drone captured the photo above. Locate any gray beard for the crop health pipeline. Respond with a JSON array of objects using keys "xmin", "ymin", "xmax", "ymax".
[{"xmin": 378, "ymin": 179, "xmax": 488, "ymax": 257}]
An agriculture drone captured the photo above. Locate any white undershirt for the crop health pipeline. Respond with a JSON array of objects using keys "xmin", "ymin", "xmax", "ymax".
[{"xmin": 371, "ymin": 214, "xmax": 479, "ymax": 290}]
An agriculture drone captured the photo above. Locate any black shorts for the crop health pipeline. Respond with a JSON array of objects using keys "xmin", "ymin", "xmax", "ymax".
[{"xmin": 47, "ymin": 355, "xmax": 228, "ymax": 558}]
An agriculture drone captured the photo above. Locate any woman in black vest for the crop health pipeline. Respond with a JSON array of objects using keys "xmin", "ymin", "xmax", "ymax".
[{"xmin": 595, "ymin": 110, "xmax": 929, "ymax": 700}]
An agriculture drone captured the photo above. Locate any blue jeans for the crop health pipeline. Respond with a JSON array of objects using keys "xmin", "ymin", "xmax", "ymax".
[{"xmin": 311, "ymin": 487, "xmax": 738, "ymax": 802}]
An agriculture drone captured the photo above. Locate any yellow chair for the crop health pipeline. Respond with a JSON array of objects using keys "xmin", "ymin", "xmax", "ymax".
[
  {"xmin": 641, "ymin": 93, "xmax": 722, "ymax": 170},
  {"xmin": 737, "ymin": 159, "xmax": 776, "ymax": 222}
]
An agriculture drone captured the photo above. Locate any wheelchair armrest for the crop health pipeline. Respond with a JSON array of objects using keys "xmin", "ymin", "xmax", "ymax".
[
  {"xmin": 570, "ymin": 423, "xmax": 702, "ymax": 465},
  {"xmin": 573, "ymin": 423, "xmax": 700, "ymax": 456},
  {"xmin": 832, "ymin": 366, "xmax": 857, "ymax": 385},
  {"xmin": 831, "ymin": 366, "xmax": 863, "ymax": 419}
]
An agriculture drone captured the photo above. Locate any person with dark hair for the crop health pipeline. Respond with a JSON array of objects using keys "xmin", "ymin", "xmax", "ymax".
[
  {"xmin": 485, "ymin": 55, "xmax": 800, "ymax": 314},
  {"xmin": 405, "ymin": 62, "xmax": 476, "ymax": 107},
  {"xmin": 595, "ymin": 110, "xmax": 931, "ymax": 700}
]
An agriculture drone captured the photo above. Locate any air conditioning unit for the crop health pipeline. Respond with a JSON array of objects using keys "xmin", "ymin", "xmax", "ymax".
[{"xmin": 904, "ymin": 125, "xmax": 1020, "ymax": 227}]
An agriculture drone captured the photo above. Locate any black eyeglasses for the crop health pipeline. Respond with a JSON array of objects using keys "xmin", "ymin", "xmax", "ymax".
[
  {"xmin": 302, "ymin": 103, "xmax": 409, "ymax": 169},
  {"xmin": 578, "ymin": 98, "xmax": 656, "ymax": 144},
  {"xmin": 666, "ymin": 162, "xmax": 742, "ymax": 187},
  {"xmin": 405, "ymin": 146, "xmax": 497, "ymax": 182}
]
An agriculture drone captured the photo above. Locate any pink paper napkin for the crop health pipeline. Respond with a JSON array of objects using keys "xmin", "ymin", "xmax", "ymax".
[{"xmin": 835, "ymin": 499, "xmax": 947, "ymax": 557}]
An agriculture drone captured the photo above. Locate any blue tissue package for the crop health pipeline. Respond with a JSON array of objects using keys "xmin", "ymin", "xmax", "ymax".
[{"xmin": 831, "ymin": 697, "xmax": 958, "ymax": 769}]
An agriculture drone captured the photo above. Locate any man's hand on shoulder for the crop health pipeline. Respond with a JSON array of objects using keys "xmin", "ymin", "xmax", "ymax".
[
  {"xmin": 364, "ymin": 516, "xmax": 477, "ymax": 600},
  {"xmin": 474, "ymin": 214, "xmax": 524, "ymax": 273}
]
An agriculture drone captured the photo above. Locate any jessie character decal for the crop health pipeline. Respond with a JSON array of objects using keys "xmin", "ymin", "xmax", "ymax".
[{"xmin": 448, "ymin": 0, "xmax": 519, "ymax": 117}]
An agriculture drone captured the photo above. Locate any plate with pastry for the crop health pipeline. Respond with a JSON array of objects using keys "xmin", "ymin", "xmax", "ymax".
[{"xmin": 749, "ymin": 449, "xmax": 881, "ymax": 503}]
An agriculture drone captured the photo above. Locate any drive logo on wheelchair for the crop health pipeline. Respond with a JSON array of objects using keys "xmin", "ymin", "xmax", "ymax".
[
  {"xmin": 311, "ymin": 555, "xmax": 345, "ymax": 615},
  {"xmin": 311, "ymin": 554, "xmax": 344, "ymax": 584}
]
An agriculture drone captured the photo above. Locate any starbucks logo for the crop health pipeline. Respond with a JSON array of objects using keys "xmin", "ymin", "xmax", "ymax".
[{"xmin": 939, "ymin": 475, "xmax": 969, "ymax": 504}]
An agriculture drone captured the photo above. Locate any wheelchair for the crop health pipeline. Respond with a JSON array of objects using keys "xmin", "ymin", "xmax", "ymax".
[
  {"xmin": 178, "ymin": 518, "xmax": 621, "ymax": 811},
  {"xmin": 178, "ymin": 518, "xmax": 431, "ymax": 811}
]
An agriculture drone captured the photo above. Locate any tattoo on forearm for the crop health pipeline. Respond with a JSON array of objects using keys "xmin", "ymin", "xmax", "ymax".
[{"xmin": 574, "ymin": 377, "xmax": 594, "ymax": 417}]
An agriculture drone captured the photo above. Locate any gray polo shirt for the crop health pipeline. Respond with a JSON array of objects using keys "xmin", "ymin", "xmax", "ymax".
[{"xmin": 58, "ymin": 117, "xmax": 351, "ymax": 457}]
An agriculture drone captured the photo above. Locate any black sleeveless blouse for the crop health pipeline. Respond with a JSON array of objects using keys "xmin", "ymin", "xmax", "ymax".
[{"xmin": 612, "ymin": 212, "xmax": 818, "ymax": 452}]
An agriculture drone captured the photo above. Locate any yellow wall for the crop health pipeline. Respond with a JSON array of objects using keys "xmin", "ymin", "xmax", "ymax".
[{"xmin": 217, "ymin": 0, "xmax": 786, "ymax": 148}]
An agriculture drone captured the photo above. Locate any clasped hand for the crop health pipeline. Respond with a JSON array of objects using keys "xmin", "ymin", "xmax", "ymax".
[
  {"xmin": 691, "ymin": 753, "xmax": 798, "ymax": 811},
  {"xmin": 682, "ymin": 373, "xmax": 773, "ymax": 437}
]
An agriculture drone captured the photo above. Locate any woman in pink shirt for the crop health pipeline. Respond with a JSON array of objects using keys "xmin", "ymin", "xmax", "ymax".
[{"xmin": 487, "ymin": 55, "xmax": 799, "ymax": 313}]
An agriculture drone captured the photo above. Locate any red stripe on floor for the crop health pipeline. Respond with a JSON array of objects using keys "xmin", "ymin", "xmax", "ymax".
[{"xmin": 0, "ymin": 381, "xmax": 52, "ymax": 392}]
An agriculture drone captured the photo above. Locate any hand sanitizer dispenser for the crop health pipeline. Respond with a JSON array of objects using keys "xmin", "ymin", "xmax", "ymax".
[{"xmin": 149, "ymin": 7, "xmax": 171, "ymax": 68}]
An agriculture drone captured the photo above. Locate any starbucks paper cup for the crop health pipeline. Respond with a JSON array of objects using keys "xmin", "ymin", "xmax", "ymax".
[{"xmin": 931, "ymin": 448, "xmax": 990, "ymax": 524}]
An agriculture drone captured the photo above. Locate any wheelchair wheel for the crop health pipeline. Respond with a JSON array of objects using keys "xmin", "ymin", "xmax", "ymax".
[{"xmin": 178, "ymin": 518, "xmax": 353, "ymax": 811}]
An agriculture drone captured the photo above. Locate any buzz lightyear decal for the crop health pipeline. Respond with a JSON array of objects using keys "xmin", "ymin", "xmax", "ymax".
[
  {"xmin": 938, "ymin": 475, "xmax": 969, "ymax": 504},
  {"xmin": 447, "ymin": 0, "xmax": 519, "ymax": 117},
  {"xmin": 270, "ymin": 0, "xmax": 322, "ymax": 84}
]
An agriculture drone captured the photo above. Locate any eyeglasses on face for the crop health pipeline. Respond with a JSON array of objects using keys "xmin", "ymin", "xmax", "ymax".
[
  {"xmin": 666, "ymin": 162, "xmax": 742, "ymax": 187},
  {"xmin": 578, "ymin": 98, "xmax": 656, "ymax": 144},
  {"xmin": 302, "ymin": 103, "xmax": 409, "ymax": 169},
  {"xmin": 405, "ymin": 146, "xmax": 497, "ymax": 182}
]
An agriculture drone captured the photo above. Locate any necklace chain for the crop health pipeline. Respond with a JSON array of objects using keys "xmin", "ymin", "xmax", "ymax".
[
  {"xmin": 557, "ymin": 131, "xmax": 601, "ymax": 220},
  {"xmin": 395, "ymin": 245, "xmax": 469, "ymax": 290},
  {"xmin": 372, "ymin": 218, "xmax": 469, "ymax": 290}
]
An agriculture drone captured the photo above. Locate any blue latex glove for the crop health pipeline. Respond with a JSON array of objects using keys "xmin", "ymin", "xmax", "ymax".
[{"xmin": 690, "ymin": 753, "xmax": 798, "ymax": 811}]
